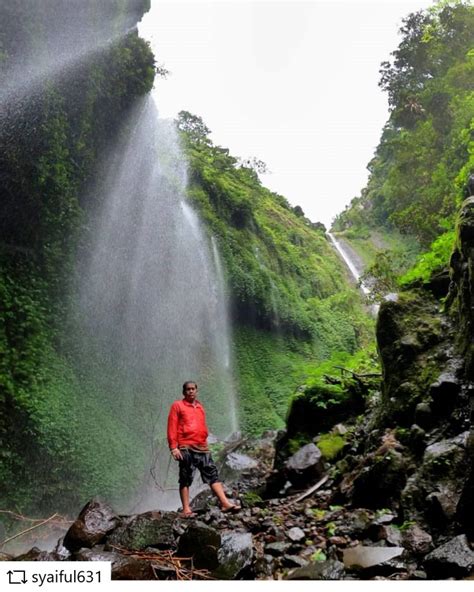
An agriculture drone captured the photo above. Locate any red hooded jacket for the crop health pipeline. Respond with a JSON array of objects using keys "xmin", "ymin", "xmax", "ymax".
[{"xmin": 167, "ymin": 399, "xmax": 209, "ymax": 450}]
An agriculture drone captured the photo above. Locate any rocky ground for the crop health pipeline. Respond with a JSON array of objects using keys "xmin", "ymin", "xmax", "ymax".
[{"xmin": 4, "ymin": 423, "xmax": 474, "ymax": 580}]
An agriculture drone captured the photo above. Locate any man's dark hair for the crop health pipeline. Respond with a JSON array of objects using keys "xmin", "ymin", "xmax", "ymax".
[{"xmin": 182, "ymin": 381, "xmax": 198, "ymax": 394}]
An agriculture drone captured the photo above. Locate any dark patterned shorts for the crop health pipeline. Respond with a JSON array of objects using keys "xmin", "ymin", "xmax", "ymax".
[{"xmin": 178, "ymin": 449, "xmax": 219, "ymax": 487}]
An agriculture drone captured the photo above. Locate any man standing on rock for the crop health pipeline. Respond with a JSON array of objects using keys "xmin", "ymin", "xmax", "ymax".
[{"xmin": 167, "ymin": 381, "xmax": 241, "ymax": 517}]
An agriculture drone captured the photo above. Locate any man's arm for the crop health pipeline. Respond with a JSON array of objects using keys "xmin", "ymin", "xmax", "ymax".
[{"xmin": 167, "ymin": 403, "xmax": 183, "ymax": 461}]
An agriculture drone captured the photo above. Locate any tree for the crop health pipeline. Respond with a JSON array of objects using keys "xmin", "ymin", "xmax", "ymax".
[{"xmin": 176, "ymin": 111, "xmax": 211, "ymax": 145}]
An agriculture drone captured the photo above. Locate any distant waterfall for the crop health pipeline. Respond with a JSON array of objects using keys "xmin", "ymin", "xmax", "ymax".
[
  {"xmin": 327, "ymin": 233, "xmax": 370, "ymax": 295},
  {"xmin": 74, "ymin": 97, "xmax": 238, "ymax": 508},
  {"xmin": 327, "ymin": 232, "xmax": 380, "ymax": 315}
]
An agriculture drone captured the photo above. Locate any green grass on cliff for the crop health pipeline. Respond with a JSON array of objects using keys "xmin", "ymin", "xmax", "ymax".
[{"xmin": 177, "ymin": 114, "xmax": 374, "ymax": 435}]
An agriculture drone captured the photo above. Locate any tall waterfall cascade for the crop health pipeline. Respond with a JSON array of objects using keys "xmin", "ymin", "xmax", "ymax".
[
  {"xmin": 75, "ymin": 94, "xmax": 238, "ymax": 508},
  {"xmin": 1, "ymin": 1, "xmax": 238, "ymax": 513}
]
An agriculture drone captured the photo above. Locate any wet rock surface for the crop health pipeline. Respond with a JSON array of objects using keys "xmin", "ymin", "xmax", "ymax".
[
  {"xmin": 63, "ymin": 499, "xmax": 120, "ymax": 552},
  {"xmin": 9, "ymin": 424, "xmax": 474, "ymax": 580}
]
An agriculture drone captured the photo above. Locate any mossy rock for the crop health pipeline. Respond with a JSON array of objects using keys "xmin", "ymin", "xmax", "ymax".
[
  {"xmin": 106, "ymin": 511, "xmax": 178, "ymax": 551},
  {"xmin": 376, "ymin": 291, "xmax": 448, "ymax": 424},
  {"xmin": 316, "ymin": 433, "xmax": 347, "ymax": 461}
]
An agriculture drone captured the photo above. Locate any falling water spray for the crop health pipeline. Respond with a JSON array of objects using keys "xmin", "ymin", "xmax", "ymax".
[{"xmin": 74, "ymin": 96, "xmax": 238, "ymax": 509}]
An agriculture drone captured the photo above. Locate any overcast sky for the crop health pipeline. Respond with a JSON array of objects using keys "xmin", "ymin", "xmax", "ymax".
[{"xmin": 139, "ymin": 0, "xmax": 433, "ymax": 227}]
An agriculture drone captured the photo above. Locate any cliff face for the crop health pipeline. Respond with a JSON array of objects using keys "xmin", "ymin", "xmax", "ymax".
[
  {"xmin": 0, "ymin": 2, "xmax": 155, "ymax": 514},
  {"xmin": 337, "ymin": 197, "xmax": 474, "ymax": 537}
]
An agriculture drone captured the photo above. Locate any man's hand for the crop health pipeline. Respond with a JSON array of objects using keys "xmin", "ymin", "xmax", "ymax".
[{"xmin": 171, "ymin": 448, "xmax": 183, "ymax": 461}]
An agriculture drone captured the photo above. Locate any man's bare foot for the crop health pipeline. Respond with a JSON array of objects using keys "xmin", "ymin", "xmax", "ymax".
[
  {"xmin": 180, "ymin": 511, "xmax": 197, "ymax": 518},
  {"xmin": 221, "ymin": 504, "xmax": 241, "ymax": 514}
]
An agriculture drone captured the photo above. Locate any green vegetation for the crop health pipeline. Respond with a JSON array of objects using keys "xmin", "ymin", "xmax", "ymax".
[
  {"xmin": 277, "ymin": 348, "xmax": 380, "ymax": 455},
  {"xmin": 176, "ymin": 111, "xmax": 374, "ymax": 435},
  {"xmin": 316, "ymin": 433, "xmax": 347, "ymax": 461},
  {"xmin": 333, "ymin": 1, "xmax": 473, "ymax": 291},
  {"xmin": 400, "ymin": 230, "xmax": 456, "ymax": 285},
  {"xmin": 0, "ymin": 3, "xmax": 156, "ymax": 514}
]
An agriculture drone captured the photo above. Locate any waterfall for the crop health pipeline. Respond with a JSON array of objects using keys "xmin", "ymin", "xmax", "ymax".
[
  {"xmin": 327, "ymin": 232, "xmax": 370, "ymax": 295},
  {"xmin": 74, "ymin": 95, "xmax": 237, "ymax": 509},
  {"xmin": 1, "ymin": 0, "xmax": 238, "ymax": 513},
  {"xmin": 327, "ymin": 232, "xmax": 381, "ymax": 315}
]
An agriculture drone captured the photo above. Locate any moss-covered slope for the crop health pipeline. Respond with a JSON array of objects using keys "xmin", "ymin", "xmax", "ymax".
[{"xmin": 177, "ymin": 113, "xmax": 373, "ymax": 435}]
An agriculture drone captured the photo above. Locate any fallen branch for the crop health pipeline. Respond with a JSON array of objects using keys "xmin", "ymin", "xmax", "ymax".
[
  {"xmin": 333, "ymin": 366, "xmax": 381, "ymax": 379},
  {"xmin": 287, "ymin": 474, "xmax": 329, "ymax": 505},
  {"xmin": 0, "ymin": 513, "xmax": 60, "ymax": 548},
  {"xmin": 0, "ymin": 510, "xmax": 70, "ymax": 525}
]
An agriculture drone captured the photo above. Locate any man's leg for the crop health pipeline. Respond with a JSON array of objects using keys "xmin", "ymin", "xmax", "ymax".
[
  {"xmin": 210, "ymin": 481, "xmax": 240, "ymax": 511},
  {"xmin": 179, "ymin": 486, "xmax": 193, "ymax": 515},
  {"xmin": 198, "ymin": 453, "xmax": 241, "ymax": 512},
  {"xmin": 178, "ymin": 450, "xmax": 195, "ymax": 515}
]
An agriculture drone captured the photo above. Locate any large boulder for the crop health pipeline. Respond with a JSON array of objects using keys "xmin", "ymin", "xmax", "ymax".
[
  {"xmin": 212, "ymin": 531, "xmax": 254, "ymax": 579},
  {"xmin": 376, "ymin": 292, "xmax": 445, "ymax": 425},
  {"xmin": 424, "ymin": 534, "xmax": 474, "ymax": 579},
  {"xmin": 176, "ymin": 521, "xmax": 221, "ymax": 570},
  {"xmin": 401, "ymin": 432, "xmax": 470, "ymax": 525},
  {"xmin": 284, "ymin": 443, "xmax": 324, "ymax": 487},
  {"xmin": 63, "ymin": 499, "xmax": 120, "ymax": 552},
  {"xmin": 449, "ymin": 196, "xmax": 474, "ymax": 378},
  {"xmin": 106, "ymin": 511, "xmax": 178, "ymax": 551}
]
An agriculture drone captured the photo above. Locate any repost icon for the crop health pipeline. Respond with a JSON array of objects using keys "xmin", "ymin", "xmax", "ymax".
[{"xmin": 7, "ymin": 570, "xmax": 27, "ymax": 584}]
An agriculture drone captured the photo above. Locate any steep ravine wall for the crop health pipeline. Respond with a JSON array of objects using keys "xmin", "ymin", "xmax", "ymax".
[{"xmin": 0, "ymin": 1, "xmax": 155, "ymax": 515}]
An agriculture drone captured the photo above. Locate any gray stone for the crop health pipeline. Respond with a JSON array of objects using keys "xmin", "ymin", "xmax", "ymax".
[
  {"xmin": 212, "ymin": 531, "xmax": 253, "ymax": 579},
  {"xmin": 224, "ymin": 452, "xmax": 258, "ymax": 473},
  {"xmin": 424, "ymin": 534, "xmax": 474, "ymax": 579},
  {"xmin": 283, "ymin": 443, "xmax": 324, "ymax": 488},
  {"xmin": 286, "ymin": 443, "xmax": 322, "ymax": 471},
  {"xmin": 286, "ymin": 559, "xmax": 345, "ymax": 580},
  {"xmin": 177, "ymin": 521, "xmax": 221, "ymax": 570},
  {"xmin": 63, "ymin": 499, "xmax": 120, "ymax": 552},
  {"xmin": 343, "ymin": 545, "xmax": 404, "ymax": 570},
  {"xmin": 282, "ymin": 555, "xmax": 309, "ymax": 568},
  {"xmin": 287, "ymin": 527, "xmax": 305, "ymax": 542},
  {"xmin": 424, "ymin": 432, "xmax": 468, "ymax": 463},
  {"xmin": 53, "ymin": 538, "xmax": 71, "ymax": 560},
  {"xmin": 265, "ymin": 541, "xmax": 292, "ymax": 556}
]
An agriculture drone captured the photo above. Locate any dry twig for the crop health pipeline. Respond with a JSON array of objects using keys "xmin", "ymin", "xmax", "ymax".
[
  {"xmin": 109, "ymin": 545, "xmax": 214, "ymax": 580},
  {"xmin": 1, "ymin": 513, "xmax": 60, "ymax": 548}
]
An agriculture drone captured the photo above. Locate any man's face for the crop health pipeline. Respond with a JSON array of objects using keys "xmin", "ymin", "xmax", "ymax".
[{"xmin": 184, "ymin": 384, "xmax": 197, "ymax": 402}]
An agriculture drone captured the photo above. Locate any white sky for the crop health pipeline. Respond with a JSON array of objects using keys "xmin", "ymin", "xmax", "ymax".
[{"xmin": 139, "ymin": 0, "xmax": 434, "ymax": 227}]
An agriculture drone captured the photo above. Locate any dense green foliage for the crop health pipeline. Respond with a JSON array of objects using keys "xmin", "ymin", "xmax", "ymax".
[
  {"xmin": 176, "ymin": 112, "xmax": 373, "ymax": 434},
  {"xmin": 334, "ymin": 1, "xmax": 473, "ymax": 287},
  {"xmin": 0, "ymin": 2, "xmax": 155, "ymax": 514},
  {"xmin": 178, "ymin": 111, "xmax": 370, "ymax": 337},
  {"xmin": 275, "ymin": 346, "xmax": 380, "ymax": 461}
]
